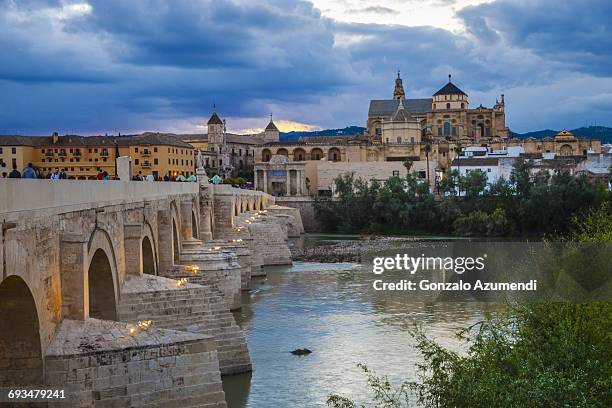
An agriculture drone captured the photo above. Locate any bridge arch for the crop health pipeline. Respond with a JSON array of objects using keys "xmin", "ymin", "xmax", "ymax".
[
  {"xmin": 141, "ymin": 221, "xmax": 158, "ymax": 276},
  {"xmin": 88, "ymin": 229, "xmax": 119, "ymax": 320},
  {"xmin": 191, "ymin": 209, "xmax": 199, "ymax": 239},
  {"xmin": 0, "ymin": 275, "xmax": 43, "ymax": 387},
  {"xmin": 142, "ymin": 236, "xmax": 156, "ymax": 275},
  {"xmin": 169, "ymin": 201, "xmax": 181, "ymax": 264}
]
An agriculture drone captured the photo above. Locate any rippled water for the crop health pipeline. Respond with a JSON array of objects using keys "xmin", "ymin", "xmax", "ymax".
[{"xmin": 222, "ymin": 238, "xmax": 486, "ymax": 408}]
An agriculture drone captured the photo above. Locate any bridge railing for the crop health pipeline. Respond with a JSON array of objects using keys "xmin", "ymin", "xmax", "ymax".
[{"xmin": 0, "ymin": 180, "xmax": 199, "ymax": 216}]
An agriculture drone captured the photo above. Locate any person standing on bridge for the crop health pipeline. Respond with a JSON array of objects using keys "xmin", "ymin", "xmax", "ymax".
[
  {"xmin": 8, "ymin": 164, "xmax": 21, "ymax": 178},
  {"xmin": 22, "ymin": 163, "xmax": 36, "ymax": 179}
]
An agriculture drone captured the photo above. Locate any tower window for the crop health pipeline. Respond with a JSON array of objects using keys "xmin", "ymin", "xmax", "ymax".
[
  {"xmin": 461, "ymin": 103, "xmax": 465, "ymax": 109},
  {"xmin": 446, "ymin": 103, "xmax": 451, "ymax": 109}
]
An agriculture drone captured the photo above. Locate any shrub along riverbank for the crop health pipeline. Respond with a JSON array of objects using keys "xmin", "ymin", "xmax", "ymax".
[{"xmin": 314, "ymin": 158, "xmax": 612, "ymax": 237}]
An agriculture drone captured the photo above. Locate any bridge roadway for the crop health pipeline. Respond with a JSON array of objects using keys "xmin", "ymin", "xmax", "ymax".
[{"xmin": 0, "ymin": 179, "xmax": 303, "ymax": 407}]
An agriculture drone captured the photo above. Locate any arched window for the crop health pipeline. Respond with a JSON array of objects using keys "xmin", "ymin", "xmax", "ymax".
[
  {"xmin": 461, "ymin": 103, "xmax": 465, "ymax": 109},
  {"xmin": 446, "ymin": 103, "xmax": 451, "ymax": 109},
  {"xmin": 262, "ymin": 149, "xmax": 272, "ymax": 162},
  {"xmin": 443, "ymin": 122, "xmax": 451, "ymax": 136},
  {"xmin": 311, "ymin": 148, "xmax": 323, "ymax": 160},
  {"xmin": 328, "ymin": 148, "xmax": 341, "ymax": 162},
  {"xmin": 396, "ymin": 137, "xmax": 402, "ymax": 143},
  {"xmin": 276, "ymin": 148, "xmax": 288, "ymax": 157},
  {"xmin": 560, "ymin": 144, "xmax": 573, "ymax": 156},
  {"xmin": 293, "ymin": 148, "xmax": 306, "ymax": 161},
  {"xmin": 433, "ymin": 103, "xmax": 437, "ymax": 109}
]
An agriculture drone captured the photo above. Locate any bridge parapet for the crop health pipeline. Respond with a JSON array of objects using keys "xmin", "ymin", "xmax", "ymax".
[{"xmin": 0, "ymin": 179, "xmax": 198, "ymax": 218}]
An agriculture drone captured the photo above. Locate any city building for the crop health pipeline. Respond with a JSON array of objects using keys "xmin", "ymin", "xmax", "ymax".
[
  {"xmin": 0, "ymin": 132, "xmax": 194, "ymax": 179},
  {"xmin": 179, "ymin": 112, "xmax": 279, "ymax": 179},
  {"xmin": 252, "ymin": 74, "xmax": 601, "ymax": 196}
]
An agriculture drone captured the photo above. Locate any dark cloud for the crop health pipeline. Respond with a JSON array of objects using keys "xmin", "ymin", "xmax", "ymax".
[
  {"xmin": 0, "ymin": 0, "xmax": 610, "ymax": 134},
  {"xmin": 459, "ymin": 0, "xmax": 612, "ymax": 76}
]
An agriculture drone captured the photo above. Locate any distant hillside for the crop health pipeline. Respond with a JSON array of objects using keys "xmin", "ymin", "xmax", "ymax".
[
  {"xmin": 511, "ymin": 126, "xmax": 612, "ymax": 144},
  {"xmin": 280, "ymin": 126, "xmax": 365, "ymax": 142},
  {"xmin": 280, "ymin": 125, "xmax": 612, "ymax": 144}
]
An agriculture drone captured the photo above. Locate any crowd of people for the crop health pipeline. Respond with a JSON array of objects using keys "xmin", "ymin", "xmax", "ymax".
[{"xmin": 1, "ymin": 163, "xmax": 198, "ymax": 182}]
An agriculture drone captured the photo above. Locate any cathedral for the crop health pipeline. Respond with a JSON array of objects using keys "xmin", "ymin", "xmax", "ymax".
[
  {"xmin": 367, "ymin": 72, "xmax": 509, "ymax": 143},
  {"xmin": 250, "ymin": 72, "xmax": 600, "ymax": 196}
]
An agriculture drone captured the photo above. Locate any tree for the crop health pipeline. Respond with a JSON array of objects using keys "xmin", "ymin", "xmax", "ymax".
[
  {"xmin": 459, "ymin": 169, "xmax": 487, "ymax": 198},
  {"xmin": 439, "ymin": 169, "xmax": 459, "ymax": 196},
  {"xmin": 402, "ymin": 160, "xmax": 413, "ymax": 174}
]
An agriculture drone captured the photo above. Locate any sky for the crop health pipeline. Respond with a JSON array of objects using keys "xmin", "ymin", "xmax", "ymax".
[{"xmin": 0, "ymin": 0, "xmax": 610, "ymax": 135}]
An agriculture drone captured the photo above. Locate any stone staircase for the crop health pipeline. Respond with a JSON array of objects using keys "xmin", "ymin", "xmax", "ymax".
[{"xmin": 117, "ymin": 275, "xmax": 251, "ymax": 376}]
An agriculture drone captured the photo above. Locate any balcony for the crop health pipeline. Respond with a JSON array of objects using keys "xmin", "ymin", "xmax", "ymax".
[
  {"xmin": 100, "ymin": 150, "xmax": 109, "ymax": 157},
  {"xmin": 58, "ymin": 151, "xmax": 67, "ymax": 157},
  {"xmin": 74, "ymin": 150, "xmax": 82, "ymax": 156},
  {"xmin": 45, "ymin": 151, "xmax": 54, "ymax": 157},
  {"xmin": 142, "ymin": 161, "xmax": 151, "ymax": 168},
  {"xmin": 142, "ymin": 149, "xmax": 151, "ymax": 156}
]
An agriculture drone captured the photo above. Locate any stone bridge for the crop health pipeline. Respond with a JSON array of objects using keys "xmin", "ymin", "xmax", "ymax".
[{"xmin": 0, "ymin": 178, "xmax": 303, "ymax": 407}]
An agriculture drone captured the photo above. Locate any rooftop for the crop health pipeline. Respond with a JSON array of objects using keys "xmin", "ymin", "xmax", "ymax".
[
  {"xmin": 368, "ymin": 98, "xmax": 431, "ymax": 117},
  {"xmin": 0, "ymin": 133, "xmax": 194, "ymax": 148}
]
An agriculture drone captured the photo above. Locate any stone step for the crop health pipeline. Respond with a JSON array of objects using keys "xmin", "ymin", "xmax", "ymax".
[{"xmin": 118, "ymin": 276, "xmax": 251, "ymax": 376}]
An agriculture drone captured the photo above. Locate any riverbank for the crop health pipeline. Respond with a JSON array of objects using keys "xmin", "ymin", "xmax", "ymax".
[{"xmin": 291, "ymin": 235, "xmax": 461, "ymax": 263}]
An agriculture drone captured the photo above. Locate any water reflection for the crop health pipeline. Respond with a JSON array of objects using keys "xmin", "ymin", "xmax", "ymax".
[{"xmin": 223, "ymin": 258, "xmax": 485, "ymax": 407}]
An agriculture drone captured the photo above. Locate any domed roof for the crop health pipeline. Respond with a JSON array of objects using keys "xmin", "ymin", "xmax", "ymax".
[{"xmin": 554, "ymin": 130, "xmax": 576, "ymax": 140}]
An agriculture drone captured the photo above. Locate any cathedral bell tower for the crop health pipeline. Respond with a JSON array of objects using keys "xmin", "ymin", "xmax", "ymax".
[
  {"xmin": 393, "ymin": 71, "xmax": 405, "ymax": 100},
  {"xmin": 207, "ymin": 110, "xmax": 224, "ymax": 145}
]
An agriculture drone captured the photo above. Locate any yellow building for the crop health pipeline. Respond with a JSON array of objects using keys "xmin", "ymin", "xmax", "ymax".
[{"xmin": 0, "ymin": 132, "xmax": 194, "ymax": 179}]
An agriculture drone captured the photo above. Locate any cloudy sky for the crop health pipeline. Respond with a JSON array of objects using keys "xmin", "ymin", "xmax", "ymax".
[{"xmin": 0, "ymin": 0, "xmax": 610, "ymax": 135}]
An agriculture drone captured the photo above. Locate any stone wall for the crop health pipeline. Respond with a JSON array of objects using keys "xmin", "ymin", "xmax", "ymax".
[
  {"xmin": 275, "ymin": 196, "xmax": 319, "ymax": 232},
  {"xmin": 117, "ymin": 275, "xmax": 251, "ymax": 376},
  {"xmin": 45, "ymin": 318, "xmax": 226, "ymax": 407}
]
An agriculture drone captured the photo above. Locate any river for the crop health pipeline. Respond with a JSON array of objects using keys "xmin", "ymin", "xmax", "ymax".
[{"xmin": 222, "ymin": 235, "xmax": 486, "ymax": 407}]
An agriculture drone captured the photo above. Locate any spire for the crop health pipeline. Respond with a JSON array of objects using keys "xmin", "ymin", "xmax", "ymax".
[
  {"xmin": 265, "ymin": 113, "xmax": 279, "ymax": 131},
  {"xmin": 393, "ymin": 70, "xmax": 405, "ymax": 100},
  {"xmin": 392, "ymin": 96, "xmax": 414, "ymax": 122},
  {"xmin": 448, "ymin": 73, "xmax": 452, "ymax": 82}
]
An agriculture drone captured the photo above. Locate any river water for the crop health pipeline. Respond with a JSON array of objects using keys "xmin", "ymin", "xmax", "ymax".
[{"xmin": 222, "ymin": 235, "xmax": 486, "ymax": 407}]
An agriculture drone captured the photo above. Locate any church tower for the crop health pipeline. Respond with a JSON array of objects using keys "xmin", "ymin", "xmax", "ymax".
[
  {"xmin": 207, "ymin": 110, "xmax": 223, "ymax": 145},
  {"xmin": 393, "ymin": 71, "xmax": 405, "ymax": 100},
  {"xmin": 263, "ymin": 115, "xmax": 280, "ymax": 142}
]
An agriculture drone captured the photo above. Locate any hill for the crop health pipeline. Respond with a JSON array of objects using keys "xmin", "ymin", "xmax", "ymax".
[
  {"xmin": 511, "ymin": 126, "xmax": 612, "ymax": 143},
  {"xmin": 281, "ymin": 125, "xmax": 612, "ymax": 144},
  {"xmin": 280, "ymin": 126, "xmax": 365, "ymax": 142}
]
